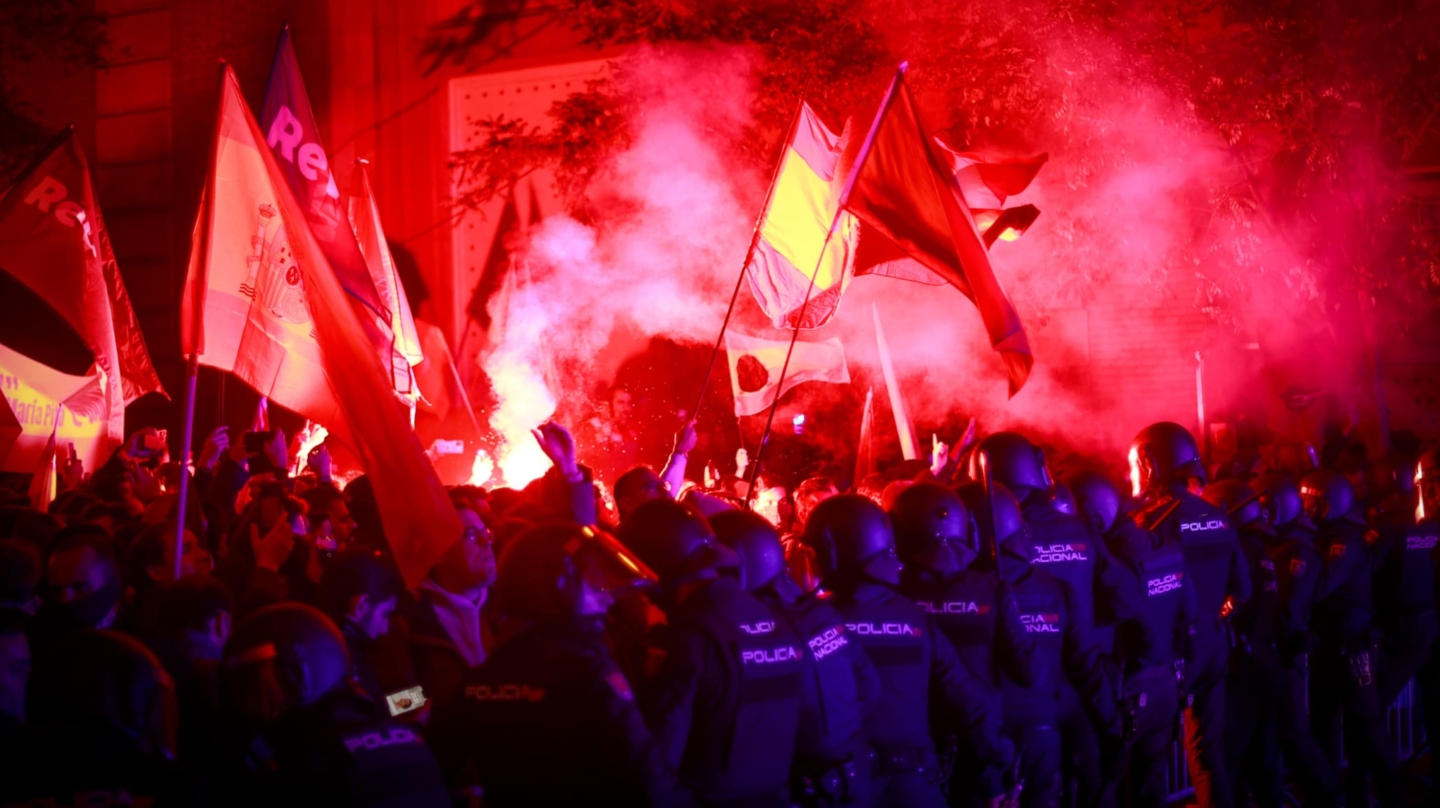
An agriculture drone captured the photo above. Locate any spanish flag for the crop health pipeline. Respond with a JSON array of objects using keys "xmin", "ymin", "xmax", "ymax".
[
  {"xmin": 743, "ymin": 104, "xmax": 858, "ymax": 330},
  {"xmin": 184, "ymin": 63, "xmax": 460, "ymax": 588}
]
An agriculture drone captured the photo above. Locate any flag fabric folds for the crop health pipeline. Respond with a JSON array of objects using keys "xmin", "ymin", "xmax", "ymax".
[
  {"xmin": 184, "ymin": 63, "xmax": 460, "ymax": 588},
  {"xmin": 839, "ymin": 70, "xmax": 1034, "ymax": 396},
  {"xmin": 0, "ymin": 127, "xmax": 165, "ymax": 456},
  {"xmin": 351, "ymin": 161, "xmax": 424, "ymax": 394},
  {"xmin": 856, "ymin": 147, "xmax": 1047, "ymax": 283},
  {"xmin": 725, "ymin": 331, "xmax": 850, "ymax": 417},
  {"xmin": 744, "ymin": 103, "xmax": 858, "ymax": 330},
  {"xmin": 0, "ymin": 343, "xmax": 105, "ymax": 473},
  {"xmin": 261, "ymin": 26, "xmax": 417, "ymax": 401}
]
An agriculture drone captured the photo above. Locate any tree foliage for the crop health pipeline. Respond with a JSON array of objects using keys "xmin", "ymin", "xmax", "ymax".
[
  {"xmin": 0, "ymin": 0, "xmax": 109, "ymax": 184},
  {"xmin": 444, "ymin": 0, "xmax": 1440, "ymax": 330}
]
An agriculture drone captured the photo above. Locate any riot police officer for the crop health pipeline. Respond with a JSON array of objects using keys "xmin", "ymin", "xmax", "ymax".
[
  {"xmin": 220, "ymin": 603, "xmax": 452, "ymax": 807},
  {"xmin": 1129, "ymin": 422, "xmax": 1249, "ymax": 808},
  {"xmin": 974, "ymin": 433, "xmax": 1125, "ymax": 808},
  {"xmin": 1367, "ymin": 456, "xmax": 1437, "ymax": 710},
  {"xmin": 1414, "ymin": 447, "xmax": 1440, "ymax": 792},
  {"xmin": 956, "ymin": 480, "xmax": 1118, "ymax": 808},
  {"xmin": 429, "ymin": 522, "xmax": 674, "ymax": 806},
  {"xmin": 802, "ymin": 494, "xmax": 1012, "ymax": 808},
  {"xmin": 889, "ymin": 482, "xmax": 1037, "ymax": 806},
  {"xmin": 1068, "ymin": 469, "xmax": 1193, "ymax": 808},
  {"xmin": 1, "ymin": 630, "xmax": 184, "ymax": 806},
  {"xmin": 711, "ymin": 508, "xmax": 881, "ymax": 806},
  {"xmin": 620, "ymin": 498, "xmax": 803, "ymax": 807},
  {"xmin": 1301, "ymin": 469, "xmax": 1400, "ymax": 807},
  {"xmin": 1251, "ymin": 472, "xmax": 1337, "ymax": 807},
  {"xmin": 1203, "ymin": 480, "xmax": 1283, "ymax": 808}
]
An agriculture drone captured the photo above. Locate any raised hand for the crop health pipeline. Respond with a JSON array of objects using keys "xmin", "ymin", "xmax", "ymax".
[{"xmin": 531, "ymin": 422, "xmax": 580, "ymax": 478}]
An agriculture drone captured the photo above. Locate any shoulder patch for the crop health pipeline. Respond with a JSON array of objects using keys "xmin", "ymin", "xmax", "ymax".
[
  {"xmin": 1330, "ymin": 543, "xmax": 1347, "ymax": 558},
  {"xmin": 1290, "ymin": 558, "xmax": 1307, "ymax": 577}
]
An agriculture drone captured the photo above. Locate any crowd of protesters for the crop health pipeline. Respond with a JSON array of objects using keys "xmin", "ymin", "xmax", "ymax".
[{"xmin": 0, "ymin": 405, "xmax": 1436, "ymax": 808}]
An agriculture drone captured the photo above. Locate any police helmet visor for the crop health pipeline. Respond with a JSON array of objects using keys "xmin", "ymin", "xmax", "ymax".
[{"xmin": 576, "ymin": 526, "xmax": 658, "ymax": 594}]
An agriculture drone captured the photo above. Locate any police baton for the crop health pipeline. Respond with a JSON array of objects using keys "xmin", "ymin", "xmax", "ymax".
[{"xmin": 1225, "ymin": 490, "xmax": 1263, "ymax": 517}]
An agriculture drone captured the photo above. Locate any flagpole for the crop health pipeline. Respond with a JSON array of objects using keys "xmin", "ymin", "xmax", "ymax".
[
  {"xmin": 689, "ymin": 99, "xmax": 808, "ymax": 423},
  {"xmin": 173, "ymin": 355, "xmax": 199, "ymax": 580},
  {"xmin": 745, "ymin": 64, "xmax": 907, "ymax": 508},
  {"xmin": 174, "ymin": 61, "xmax": 228, "ymax": 582}
]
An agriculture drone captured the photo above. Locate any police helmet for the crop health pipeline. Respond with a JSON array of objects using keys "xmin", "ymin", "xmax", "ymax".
[
  {"xmin": 888, "ymin": 483, "xmax": 976, "ymax": 575},
  {"xmin": 223, "ymin": 603, "xmax": 350, "ymax": 723},
  {"xmin": 1254, "ymin": 473, "xmax": 1304, "ymax": 527},
  {"xmin": 971, "ymin": 432, "xmax": 1051, "ymax": 494},
  {"xmin": 1418, "ymin": 447, "xmax": 1440, "ymax": 520},
  {"xmin": 803, "ymin": 494, "xmax": 900, "ymax": 586},
  {"xmin": 494, "ymin": 522, "xmax": 654, "ymax": 620},
  {"xmin": 1063, "ymin": 469, "xmax": 1122, "ymax": 535},
  {"xmin": 618, "ymin": 498, "xmax": 735, "ymax": 583},
  {"xmin": 1299, "ymin": 469, "xmax": 1355, "ymax": 524},
  {"xmin": 29, "ymin": 630, "xmax": 178, "ymax": 761},
  {"xmin": 956, "ymin": 480, "xmax": 1025, "ymax": 559},
  {"xmin": 1202, "ymin": 479, "xmax": 1266, "ymax": 532},
  {"xmin": 709, "ymin": 509, "xmax": 787, "ymax": 592},
  {"xmin": 1130, "ymin": 422, "xmax": 1205, "ymax": 494}
]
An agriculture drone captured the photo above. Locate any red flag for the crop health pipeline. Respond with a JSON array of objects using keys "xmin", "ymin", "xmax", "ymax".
[
  {"xmin": 839, "ymin": 70, "xmax": 1033, "ymax": 395},
  {"xmin": 185, "ymin": 64, "xmax": 460, "ymax": 587},
  {"xmin": 28, "ymin": 411, "xmax": 59, "ymax": 513},
  {"xmin": 0, "ymin": 127, "xmax": 166, "ymax": 454}
]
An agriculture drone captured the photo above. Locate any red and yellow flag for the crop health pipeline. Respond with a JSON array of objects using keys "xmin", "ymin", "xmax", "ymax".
[
  {"xmin": 183, "ymin": 64, "xmax": 460, "ymax": 587},
  {"xmin": 744, "ymin": 104, "xmax": 858, "ymax": 330}
]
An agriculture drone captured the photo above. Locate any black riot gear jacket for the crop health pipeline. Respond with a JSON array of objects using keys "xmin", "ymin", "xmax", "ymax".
[
  {"xmin": 430, "ymin": 616, "xmax": 673, "ymax": 806},
  {"xmin": 643, "ymin": 574, "xmax": 804, "ymax": 805}
]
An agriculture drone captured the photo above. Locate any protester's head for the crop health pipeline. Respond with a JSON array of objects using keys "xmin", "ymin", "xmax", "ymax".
[
  {"xmin": 301, "ymin": 485, "xmax": 356, "ymax": 542},
  {"xmin": 0, "ymin": 538, "xmax": 41, "ymax": 612},
  {"xmin": 614, "ymin": 466, "xmax": 666, "ymax": 522},
  {"xmin": 0, "ymin": 506, "xmax": 60, "ymax": 551},
  {"xmin": 44, "ymin": 525, "xmax": 122, "ymax": 622},
  {"xmin": 802, "ymin": 494, "xmax": 900, "ymax": 590},
  {"xmin": 319, "ymin": 551, "xmax": 403, "ymax": 640},
  {"xmin": 855, "ymin": 473, "xmax": 888, "ymax": 505},
  {"xmin": 430, "ymin": 509, "xmax": 496, "ymax": 599},
  {"xmin": 343, "ymin": 475, "xmax": 382, "ymax": 533},
  {"xmin": 127, "ymin": 524, "xmax": 213, "ymax": 589},
  {"xmin": 222, "ymin": 603, "xmax": 350, "ymax": 726},
  {"xmin": 709, "ymin": 509, "xmax": 797, "ymax": 601},
  {"xmin": 493, "ymin": 523, "xmax": 649, "ymax": 622},
  {"xmin": 889, "ymin": 483, "xmax": 975, "ymax": 578},
  {"xmin": 793, "ymin": 476, "xmax": 839, "ymax": 533},
  {"xmin": 751, "ymin": 476, "xmax": 790, "ymax": 529},
  {"xmin": 148, "ymin": 575, "xmax": 233, "ymax": 661},
  {"xmin": 0, "ymin": 610, "xmax": 28, "ymax": 722},
  {"xmin": 619, "ymin": 498, "xmax": 735, "ymax": 588},
  {"xmin": 29, "ymin": 630, "xmax": 177, "ymax": 760},
  {"xmin": 51, "ymin": 491, "xmax": 101, "ymax": 526},
  {"xmin": 85, "ymin": 501, "xmax": 136, "ymax": 534},
  {"xmin": 609, "ymin": 385, "xmax": 634, "ymax": 425}
]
